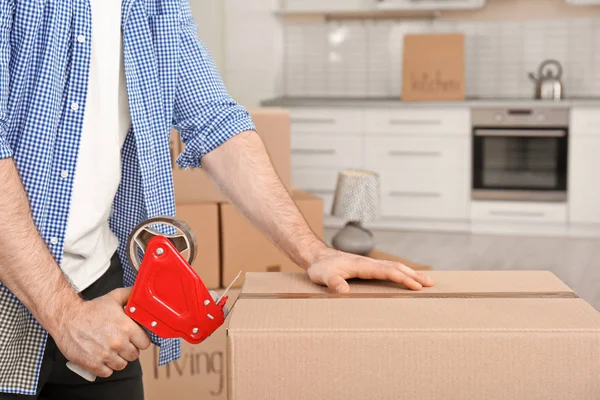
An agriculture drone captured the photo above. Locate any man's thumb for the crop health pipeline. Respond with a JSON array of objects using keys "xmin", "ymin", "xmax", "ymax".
[
  {"xmin": 328, "ymin": 275, "xmax": 350, "ymax": 294},
  {"xmin": 110, "ymin": 287, "xmax": 133, "ymax": 306}
]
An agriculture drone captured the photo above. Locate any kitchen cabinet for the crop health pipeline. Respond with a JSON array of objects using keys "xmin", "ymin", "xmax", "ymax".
[
  {"xmin": 471, "ymin": 201, "xmax": 567, "ymax": 224},
  {"xmin": 569, "ymin": 108, "xmax": 600, "ymax": 225},
  {"xmin": 565, "ymin": 0, "xmax": 600, "ymax": 5},
  {"xmin": 379, "ymin": 170, "xmax": 470, "ymax": 219},
  {"xmin": 364, "ymin": 108, "xmax": 470, "ymax": 221},
  {"xmin": 290, "ymin": 108, "xmax": 363, "ymax": 216},
  {"xmin": 289, "ymin": 106, "xmax": 471, "ymax": 223},
  {"xmin": 280, "ymin": 0, "xmax": 370, "ymax": 12},
  {"xmin": 365, "ymin": 109, "xmax": 470, "ymax": 136},
  {"xmin": 375, "ymin": 0, "xmax": 486, "ymax": 11},
  {"xmin": 569, "ymin": 141, "xmax": 600, "ymax": 224},
  {"xmin": 280, "ymin": 0, "xmax": 486, "ymax": 12}
]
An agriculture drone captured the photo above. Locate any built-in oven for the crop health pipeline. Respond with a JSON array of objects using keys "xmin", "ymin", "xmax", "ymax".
[{"xmin": 472, "ymin": 107, "xmax": 569, "ymax": 202}]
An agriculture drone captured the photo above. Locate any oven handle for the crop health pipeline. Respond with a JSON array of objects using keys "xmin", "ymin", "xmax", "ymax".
[{"xmin": 474, "ymin": 129, "xmax": 566, "ymax": 138}]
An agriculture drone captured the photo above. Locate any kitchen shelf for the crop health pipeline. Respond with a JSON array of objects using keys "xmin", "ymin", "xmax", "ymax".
[
  {"xmin": 375, "ymin": 0, "xmax": 486, "ymax": 11},
  {"xmin": 566, "ymin": 0, "xmax": 600, "ymax": 5},
  {"xmin": 275, "ymin": 9, "xmax": 440, "ymax": 20}
]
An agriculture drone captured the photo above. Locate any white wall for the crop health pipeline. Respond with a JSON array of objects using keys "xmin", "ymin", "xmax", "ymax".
[
  {"xmin": 189, "ymin": 0, "xmax": 284, "ymax": 108},
  {"xmin": 189, "ymin": 0, "xmax": 225, "ymax": 72},
  {"xmin": 223, "ymin": 0, "xmax": 284, "ymax": 107}
]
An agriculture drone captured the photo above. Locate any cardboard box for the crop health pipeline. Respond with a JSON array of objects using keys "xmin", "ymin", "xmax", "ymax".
[
  {"xmin": 228, "ymin": 271, "xmax": 600, "ymax": 400},
  {"xmin": 176, "ymin": 203, "xmax": 221, "ymax": 289},
  {"xmin": 402, "ymin": 33, "xmax": 465, "ymax": 101},
  {"xmin": 368, "ymin": 249, "xmax": 433, "ymax": 271},
  {"xmin": 172, "ymin": 108, "xmax": 292, "ymax": 203},
  {"xmin": 140, "ymin": 289, "xmax": 241, "ymax": 400},
  {"xmin": 220, "ymin": 190, "xmax": 323, "ymax": 288}
]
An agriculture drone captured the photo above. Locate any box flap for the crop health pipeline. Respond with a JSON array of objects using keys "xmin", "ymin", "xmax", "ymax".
[
  {"xmin": 241, "ymin": 271, "xmax": 574, "ymax": 297},
  {"xmin": 230, "ymin": 271, "xmax": 600, "ymax": 333}
]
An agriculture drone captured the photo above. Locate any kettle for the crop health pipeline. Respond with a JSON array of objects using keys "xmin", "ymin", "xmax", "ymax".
[{"xmin": 528, "ymin": 60, "xmax": 564, "ymax": 100}]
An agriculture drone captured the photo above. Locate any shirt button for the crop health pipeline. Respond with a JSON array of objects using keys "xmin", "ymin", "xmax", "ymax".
[
  {"xmin": 71, "ymin": 102, "xmax": 79, "ymax": 111},
  {"xmin": 60, "ymin": 170, "xmax": 69, "ymax": 179},
  {"xmin": 50, "ymin": 237, "xmax": 58, "ymax": 245},
  {"xmin": 77, "ymin": 35, "xmax": 86, "ymax": 43}
]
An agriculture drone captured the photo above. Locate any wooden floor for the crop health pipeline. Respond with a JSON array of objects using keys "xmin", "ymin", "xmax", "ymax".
[{"xmin": 324, "ymin": 228, "xmax": 600, "ymax": 311}]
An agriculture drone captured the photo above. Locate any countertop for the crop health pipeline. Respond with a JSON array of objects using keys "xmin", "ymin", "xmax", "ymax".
[{"xmin": 261, "ymin": 96, "xmax": 600, "ymax": 109}]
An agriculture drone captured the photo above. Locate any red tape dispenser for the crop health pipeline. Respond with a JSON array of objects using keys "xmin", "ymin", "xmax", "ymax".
[{"xmin": 66, "ymin": 216, "xmax": 240, "ymax": 382}]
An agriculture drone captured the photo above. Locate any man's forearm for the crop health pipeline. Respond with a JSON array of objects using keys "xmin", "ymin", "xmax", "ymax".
[
  {"xmin": 202, "ymin": 131, "xmax": 328, "ymax": 269},
  {"xmin": 0, "ymin": 158, "xmax": 82, "ymax": 334}
]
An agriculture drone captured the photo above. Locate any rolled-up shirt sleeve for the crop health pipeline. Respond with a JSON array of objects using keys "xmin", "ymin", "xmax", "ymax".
[
  {"xmin": 0, "ymin": 131, "xmax": 11, "ymax": 159},
  {"xmin": 172, "ymin": 1, "xmax": 255, "ymax": 169},
  {"xmin": 0, "ymin": 0, "xmax": 13, "ymax": 159}
]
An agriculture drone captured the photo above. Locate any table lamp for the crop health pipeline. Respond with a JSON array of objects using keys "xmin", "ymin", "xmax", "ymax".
[{"xmin": 331, "ymin": 170, "xmax": 380, "ymax": 256}]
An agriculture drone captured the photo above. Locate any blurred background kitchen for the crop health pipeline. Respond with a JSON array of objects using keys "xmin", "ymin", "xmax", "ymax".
[{"xmin": 186, "ymin": 0, "xmax": 600, "ymax": 310}]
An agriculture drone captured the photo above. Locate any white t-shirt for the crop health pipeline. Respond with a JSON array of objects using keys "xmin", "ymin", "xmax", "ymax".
[{"xmin": 62, "ymin": 0, "xmax": 130, "ymax": 292}]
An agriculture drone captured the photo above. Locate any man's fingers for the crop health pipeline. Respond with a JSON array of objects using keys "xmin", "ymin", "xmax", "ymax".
[
  {"xmin": 92, "ymin": 363, "xmax": 114, "ymax": 379},
  {"xmin": 354, "ymin": 261, "xmax": 423, "ymax": 290},
  {"xmin": 129, "ymin": 325, "xmax": 151, "ymax": 351},
  {"xmin": 393, "ymin": 263, "xmax": 435, "ymax": 287},
  {"xmin": 109, "ymin": 287, "xmax": 133, "ymax": 307},
  {"xmin": 119, "ymin": 342, "xmax": 141, "ymax": 362},
  {"xmin": 105, "ymin": 354, "xmax": 129, "ymax": 372},
  {"xmin": 326, "ymin": 274, "xmax": 350, "ymax": 294}
]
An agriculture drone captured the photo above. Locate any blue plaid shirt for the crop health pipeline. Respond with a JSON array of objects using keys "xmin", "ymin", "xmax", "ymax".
[{"xmin": 0, "ymin": 0, "xmax": 255, "ymax": 394}]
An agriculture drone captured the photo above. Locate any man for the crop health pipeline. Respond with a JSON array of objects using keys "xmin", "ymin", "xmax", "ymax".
[{"xmin": 0, "ymin": 0, "xmax": 433, "ymax": 398}]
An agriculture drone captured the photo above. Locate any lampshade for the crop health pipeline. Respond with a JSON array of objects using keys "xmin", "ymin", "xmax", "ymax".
[{"xmin": 331, "ymin": 170, "xmax": 380, "ymax": 223}]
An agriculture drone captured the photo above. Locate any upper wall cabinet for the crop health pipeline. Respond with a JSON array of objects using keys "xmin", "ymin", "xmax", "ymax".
[
  {"xmin": 566, "ymin": 0, "xmax": 600, "ymax": 4},
  {"xmin": 281, "ymin": 0, "xmax": 371, "ymax": 12},
  {"xmin": 280, "ymin": 0, "xmax": 485, "ymax": 12},
  {"xmin": 375, "ymin": 0, "xmax": 486, "ymax": 11}
]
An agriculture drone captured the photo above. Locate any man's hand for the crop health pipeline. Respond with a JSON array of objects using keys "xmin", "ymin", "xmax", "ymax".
[
  {"xmin": 52, "ymin": 288, "xmax": 151, "ymax": 378},
  {"xmin": 307, "ymin": 248, "xmax": 434, "ymax": 293}
]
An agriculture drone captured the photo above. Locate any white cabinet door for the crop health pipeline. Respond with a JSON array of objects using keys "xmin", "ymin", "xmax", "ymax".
[
  {"xmin": 291, "ymin": 134, "xmax": 363, "ymax": 169},
  {"xmin": 291, "ymin": 108, "xmax": 363, "ymax": 135},
  {"xmin": 365, "ymin": 137, "xmax": 467, "ymax": 172},
  {"xmin": 379, "ymin": 171, "xmax": 470, "ymax": 220},
  {"xmin": 376, "ymin": 0, "xmax": 485, "ymax": 10},
  {"xmin": 472, "ymin": 201, "xmax": 567, "ymax": 224},
  {"xmin": 566, "ymin": 0, "xmax": 600, "ymax": 5},
  {"xmin": 365, "ymin": 108, "xmax": 470, "ymax": 137},
  {"xmin": 569, "ymin": 137, "xmax": 600, "ymax": 224},
  {"xmin": 571, "ymin": 108, "xmax": 600, "ymax": 137},
  {"xmin": 282, "ymin": 0, "xmax": 368, "ymax": 12}
]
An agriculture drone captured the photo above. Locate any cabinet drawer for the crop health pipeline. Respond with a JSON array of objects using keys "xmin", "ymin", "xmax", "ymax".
[
  {"xmin": 379, "ymin": 171, "xmax": 469, "ymax": 220},
  {"xmin": 290, "ymin": 108, "xmax": 362, "ymax": 135},
  {"xmin": 569, "ymin": 137, "xmax": 600, "ymax": 224},
  {"xmin": 292, "ymin": 169, "xmax": 339, "ymax": 215},
  {"xmin": 571, "ymin": 108, "xmax": 600, "ymax": 137},
  {"xmin": 291, "ymin": 134, "xmax": 363, "ymax": 169},
  {"xmin": 471, "ymin": 201, "xmax": 567, "ymax": 223},
  {"xmin": 365, "ymin": 137, "xmax": 469, "ymax": 171},
  {"xmin": 283, "ymin": 0, "xmax": 366, "ymax": 11},
  {"xmin": 365, "ymin": 108, "xmax": 470, "ymax": 136}
]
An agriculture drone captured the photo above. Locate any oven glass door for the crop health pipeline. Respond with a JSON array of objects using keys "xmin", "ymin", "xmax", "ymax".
[{"xmin": 473, "ymin": 129, "xmax": 568, "ymax": 200}]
